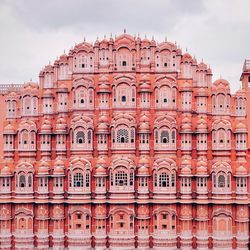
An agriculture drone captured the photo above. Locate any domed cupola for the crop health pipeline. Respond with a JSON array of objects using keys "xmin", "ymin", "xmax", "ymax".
[
  {"xmin": 37, "ymin": 161, "xmax": 50, "ymax": 198},
  {"xmin": 55, "ymin": 117, "xmax": 67, "ymax": 133},
  {"xmin": 40, "ymin": 119, "xmax": 52, "ymax": 134},
  {"xmin": 51, "ymin": 159, "xmax": 65, "ymax": 199},
  {"xmin": 0, "ymin": 165, "xmax": 12, "ymax": 198},
  {"xmin": 138, "ymin": 114, "xmax": 150, "ymax": 152},
  {"xmin": 95, "ymin": 157, "xmax": 107, "ymax": 198},
  {"xmin": 235, "ymin": 165, "xmax": 248, "ymax": 199},
  {"xmin": 180, "ymin": 157, "xmax": 192, "ymax": 199},
  {"xmin": 235, "ymin": 120, "xmax": 247, "ymax": 151},
  {"xmin": 181, "ymin": 116, "xmax": 192, "ymax": 133},
  {"xmin": 37, "ymin": 161, "xmax": 50, "ymax": 176},
  {"xmin": 196, "ymin": 117, "xmax": 208, "ymax": 133},
  {"xmin": 137, "ymin": 156, "xmax": 150, "ymax": 199},
  {"xmin": 96, "ymin": 114, "xmax": 109, "ymax": 154},
  {"xmin": 0, "ymin": 165, "xmax": 12, "ymax": 177},
  {"xmin": 3, "ymin": 123, "xmax": 15, "ymax": 135}
]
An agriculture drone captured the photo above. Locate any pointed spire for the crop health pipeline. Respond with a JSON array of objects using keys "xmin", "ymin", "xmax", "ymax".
[
  {"xmin": 124, "ymin": 28, "xmax": 126, "ymax": 33},
  {"xmin": 165, "ymin": 36, "xmax": 167, "ymax": 42},
  {"xmin": 63, "ymin": 50, "xmax": 65, "ymax": 54},
  {"xmin": 83, "ymin": 36, "xmax": 86, "ymax": 42},
  {"xmin": 110, "ymin": 33, "xmax": 112, "ymax": 38}
]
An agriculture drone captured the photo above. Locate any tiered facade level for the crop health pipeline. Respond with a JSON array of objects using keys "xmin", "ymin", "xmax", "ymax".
[{"xmin": 0, "ymin": 33, "xmax": 249, "ymax": 249}]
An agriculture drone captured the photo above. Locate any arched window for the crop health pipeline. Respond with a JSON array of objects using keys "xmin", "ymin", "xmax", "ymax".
[
  {"xmin": 117, "ymin": 129, "xmax": 129, "ymax": 143},
  {"xmin": 218, "ymin": 175, "xmax": 225, "ymax": 188},
  {"xmin": 73, "ymin": 172, "xmax": 84, "ymax": 187},
  {"xmin": 28, "ymin": 175, "xmax": 32, "ymax": 187},
  {"xmin": 76, "ymin": 131, "xmax": 85, "ymax": 144},
  {"xmin": 19, "ymin": 175, "xmax": 26, "ymax": 188},
  {"xmin": 87, "ymin": 130, "xmax": 91, "ymax": 144},
  {"xmin": 86, "ymin": 172, "xmax": 90, "ymax": 187},
  {"xmin": 115, "ymin": 171, "xmax": 128, "ymax": 186},
  {"xmin": 161, "ymin": 131, "xmax": 169, "ymax": 144},
  {"xmin": 159, "ymin": 173, "xmax": 168, "ymax": 187}
]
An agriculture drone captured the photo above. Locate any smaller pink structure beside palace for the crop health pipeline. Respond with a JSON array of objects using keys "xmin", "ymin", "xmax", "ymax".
[{"xmin": 0, "ymin": 33, "xmax": 249, "ymax": 249}]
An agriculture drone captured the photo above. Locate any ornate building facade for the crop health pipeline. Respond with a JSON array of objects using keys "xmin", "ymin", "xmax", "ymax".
[{"xmin": 0, "ymin": 33, "xmax": 249, "ymax": 249}]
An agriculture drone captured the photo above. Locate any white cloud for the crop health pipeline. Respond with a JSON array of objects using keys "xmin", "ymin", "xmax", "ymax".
[{"xmin": 0, "ymin": 0, "xmax": 249, "ymax": 92}]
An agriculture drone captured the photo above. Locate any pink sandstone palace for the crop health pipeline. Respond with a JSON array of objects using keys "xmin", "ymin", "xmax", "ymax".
[{"xmin": 0, "ymin": 32, "xmax": 249, "ymax": 250}]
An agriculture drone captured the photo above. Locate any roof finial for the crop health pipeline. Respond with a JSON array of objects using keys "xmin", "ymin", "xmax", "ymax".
[
  {"xmin": 104, "ymin": 34, "xmax": 106, "ymax": 39},
  {"xmin": 220, "ymin": 73, "xmax": 222, "ymax": 79},
  {"xmin": 152, "ymin": 35, "xmax": 154, "ymax": 40},
  {"xmin": 49, "ymin": 61, "xmax": 51, "ymax": 64},
  {"xmin": 124, "ymin": 28, "xmax": 126, "ymax": 33},
  {"xmin": 165, "ymin": 36, "xmax": 167, "ymax": 42},
  {"xmin": 84, "ymin": 36, "xmax": 86, "ymax": 42},
  {"xmin": 186, "ymin": 48, "xmax": 188, "ymax": 53},
  {"xmin": 110, "ymin": 33, "xmax": 112, "ymax": 38},
  {"xmin": 30, "ymin": 78, "xmax": 32, "ymax": 82},
  {"xmin": 63, "ymin": 49, "xmax": 65, "ymax": 54},
  {"xmin": 145, "ymin": 34, "xmax": 147, "ymax": 39},
  {"xmin": 201, "ymin": 58, "xmax": 203, "ymax": 62}
]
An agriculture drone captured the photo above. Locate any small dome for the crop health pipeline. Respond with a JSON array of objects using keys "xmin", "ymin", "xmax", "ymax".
[
  {"xmin": 100, "ymin": 37, "xmax": 108, "ymax": 46},
  {"xmin": 197, "ymin": 62, "xmax": 207, "ymax": 70},
  {"xmin": 0, "ymin": 166, "xmax": 12, "ymax": 176},
  {"xmin": 182, "ymin": 158, "xmax": 191, "ymax": 166},
  {"xmin": 141, "ymin": 36, "xmax": 150, "ymax": 45},
  {"xmin": 95, "ymin": 165, "xmax": 106, "ymax": 175},
  {"xmin": 139, "ymin": 122, "xmax": 150, "ymax": 132},
  {"xmin": 137, "ymin": 165, "xmax": 149, "ymax": 176},
  {"xmin": 56, "ymin": 117, "xmax": 67, "ymax": 131},
  {"xmin": 97, "ymin": 122, "xmax": 108, "ymax": 131},
  {"xmin": 41, "ymin": 119, "xmax": 52, "ymax": 132},
  {"xmin": 96, "ymin": 157, "xmax": 106, "ymax": 166},
  {"xmin": 138, "ymin": 156, "xmax": 150, "ymax": 166},
  {"xmin": 213, "ymin": 78, "xmax": 230, "ymax": 86},
  {"xmin": 181, "ymin": 166, "xmax": 192, "ymax": 175},
  {"xmin": 99, "ymin": 83, "xmax": 110, "ymax": 91},
  {"xmin": 196, "ymin": 118, "xmax": 208, "ymax": 131},
  {"xmin": 181, "ymin": 117, "xmax": 192, "ymax": 132},
  {"xmin": 139, "ymin": 81, "xmax": 151, "ymax": 91},
  {"xmin": 181, "ymin": 53, "xmax": 193, "ymax": 63},
  {"xmin": 196, "ymin": 165, "xmax": 207, "ymax": 175},
  {"xmin": 139, "ymin": 114, "xmax": 150, "ymax": 123},
  {"xmin": 38, "ymin": 161, "xmax": 49, "ymax": 175},
  {"xmin": 236, "ymin": 166, "xmax": 248, "ymax": 176},
  {"xmin": 54, "ymin": 159, "xmax": 64, "ymax": 166},
  {"xmin": 53, "ymin": 165, "xmax": 64, "ymax": 175},
  {"xmin": 99, "ymin": 114, "xmax": 109, "ymax": 123},
  {"xmin": 4, "ymin": 123, "xmax": 15, "ymax": 134},
  {"xmin": 197, "ymin": 159, "xmax": 207, "ymax": 167},
  {"xmin": 43, "ymin": 89, "xmax": 53, "ymax": 97},
  {"xmin": 235, "ymin": 121, "xmax": 247, "ymax": 132}
]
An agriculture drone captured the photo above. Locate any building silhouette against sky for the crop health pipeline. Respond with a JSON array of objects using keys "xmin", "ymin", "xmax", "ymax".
[{"xmin": 0, "ymin": 32, "xmax": 249, "ymax": 249}]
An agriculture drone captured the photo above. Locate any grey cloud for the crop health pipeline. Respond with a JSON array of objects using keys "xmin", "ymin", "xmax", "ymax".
[{"xmin": 0, "ymin": 0, "xmax": 249, "ymax": 93}]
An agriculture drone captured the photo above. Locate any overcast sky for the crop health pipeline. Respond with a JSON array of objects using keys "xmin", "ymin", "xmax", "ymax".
[{"xmin": 0, "ymin": 0, "xmax": 249, "ymax": 93}]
